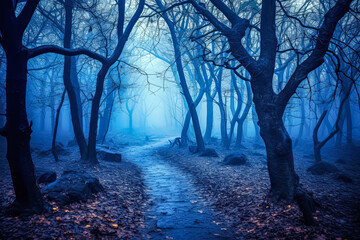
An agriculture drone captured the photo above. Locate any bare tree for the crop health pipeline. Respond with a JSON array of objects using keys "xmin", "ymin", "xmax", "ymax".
[{"xmin": 185, "ymin": 0, "xmax": 354, "ymax": 224}]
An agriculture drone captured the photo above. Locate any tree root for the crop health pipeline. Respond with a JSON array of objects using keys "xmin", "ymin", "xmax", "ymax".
[
  {"xmin": 5, "ymin": 200, "xmax": 50, "ymax": 216},
  {"xmin": 295, "ymin": 188, "xmax": 315, "ymax": 226}
]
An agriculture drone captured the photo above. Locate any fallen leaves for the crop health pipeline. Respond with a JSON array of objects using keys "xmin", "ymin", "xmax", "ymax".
[
  {"xmin": 157, "ymin": 144, "xmax": 360, "ymax": 239},
  {"xmin": 0, "ymin": 147, "xmax": 147, "ymax": 240}
]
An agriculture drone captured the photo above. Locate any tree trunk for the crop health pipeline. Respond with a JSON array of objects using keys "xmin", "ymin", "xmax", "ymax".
[
  {"xmin": 50, "ymin": 74, "xmax": 55, "ymax": 136},
  {"xmin": 129, "ymin": 111, "xmax": 133, "ymax": 131},
  {"xmin": 156, "ymin": 0, "xmax": 205, "ymax": 151},
  {"xmin": 250, "ymin": 74, "xmax": 299, "ymax": 201},
  {"xmin": 52, "ymin": 89, "xmax": 66, "ymax": 162},
  {"xmin": 181, "ymin": 88, "xmax": 205, "ymax": 147},
  {"xmin": 235, "ymin": 81, "xmax": 252, "ymax": 147},
  {"xmin": 70, "ymin": 56, "xmax": 83, "ymax": 131},
  {"xmin": 345, "ymin": 97, "xmax": 352, "ymax": 144},
  {"xmin": 257, "ymin": 107, "xmax": 299, "ymax": 200},
  {"xmin": 87, "ymin": 66, "xmax": 108, "ymax": 163},
  {"xmin": 63, "ymin": 0, "xmax": 88, "ymax": 159},
  {"xmin": 213, "ymin": 68, "xmax": 228, "ymax": 147},
  {"xmin": 40, "ymin": 80, "xmax": 45, "ymax": 131},
  {"xmin": 0, "ymin": 93, "xmax": 4, "ymax": 129},
  {"xmin": 98, "ymin": 81, "xmax": 114, "ymax": 143},
  {"xmin": 3, "ymin": 51, "xmax": 45, "ymax": 214},
  {"xmin": 203, "ymin": 91, "xmax": 214, "ymax": 143},
  {"xmin": 294, "ymin": 97, "xmax": 305, "ymax": 147},
  {"xmin": 252, "ymin": 106, "xmax": 260, "ymax": 140}
]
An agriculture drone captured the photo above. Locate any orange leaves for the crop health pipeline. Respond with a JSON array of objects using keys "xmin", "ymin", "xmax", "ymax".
[
  {"xmin": 84, "ymin": 225, "xmax": 91, "ymax": 228},
  {"xmin": 111, "ymin": 224, "xmax": 118, "ymax": 228}
]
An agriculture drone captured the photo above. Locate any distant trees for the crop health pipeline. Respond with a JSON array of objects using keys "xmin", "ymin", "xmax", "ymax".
[
  {"xmin": 154, "ymin": 0, "xmax": 205, "ymax": 151},
  {"xmin": 313, "ymin": 84, "xmax": 352, "ymax": 162}
]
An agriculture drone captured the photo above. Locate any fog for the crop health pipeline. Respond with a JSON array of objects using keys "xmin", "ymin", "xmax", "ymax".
[{"xmin": 0, "ymin": 0, "xmax": 359, "ymax": 238}]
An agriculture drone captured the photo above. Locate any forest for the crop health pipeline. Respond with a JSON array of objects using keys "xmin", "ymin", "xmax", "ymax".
[{"xmin": 0, "ymin": 0, "xmax": 359, "ymax": 239}]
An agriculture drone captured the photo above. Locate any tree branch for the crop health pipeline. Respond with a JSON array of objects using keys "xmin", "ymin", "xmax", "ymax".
[
  {"xmin": 27, "ymin": 45, "xmax": 107, "ymax": 63},
  {"xmin": 109, "ymin": 0, "xmax": 145, "ymax": 63},
  {"xmin": 278, "ymin": 0, "xmax": 354, "ymax": 109},
  {"xmin": 208, "ymin": 0, "xmax": 240, "ymax": 25},
  {"xmin": 259, "ymin": 0, "xmax": 277, "ymax": 68},
  {"xmin": 38, "ymin": 6, "xmax": 65, "ymax": 33},
  {"xmin": 188, "ymin": 0, "xmax": 230, "ymax": 32},
  {"xmin": 277, "ymin": 0, "xmax": 319, "ymax": 32},
  {"xmin": 315, "ymin": 84, "xmax": 352, "ymax": 149},
  {"xmin": 17, "ymin": 0, "xmax": 40, "ymax": 34}
]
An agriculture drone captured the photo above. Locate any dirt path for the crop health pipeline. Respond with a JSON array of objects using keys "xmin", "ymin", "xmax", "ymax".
[{"xmin": 123, "ymin": 139, "xmax": 233, "ymax": 240}]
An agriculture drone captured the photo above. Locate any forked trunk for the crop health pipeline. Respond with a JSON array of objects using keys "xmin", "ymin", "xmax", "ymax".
[
  {"xmin": 258, "ymin": 113, "xmax": 299, "ymax": 200},
  {"xmin": 255, "ymin": 99, "xmax": 314, "ymax": 225}
]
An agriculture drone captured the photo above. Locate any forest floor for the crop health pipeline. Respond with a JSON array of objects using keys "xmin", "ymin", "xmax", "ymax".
[
  {"xmin": 157, "ymin": 138, "xmax": 360, "ymax": 239},
  {"xmin": 0, "ymin": 138, "xmax": 147, "ymax": 239},
  {"xmin": 0, "ymin": 135, "xmax": 359, "ymax": 239}
]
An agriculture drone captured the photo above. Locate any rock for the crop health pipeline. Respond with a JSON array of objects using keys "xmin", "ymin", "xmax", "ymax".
[
  {"xmin": 199, "ymin": 148, "xmax": 219, "ymax": 157},
  {"xmin": 36, "ymin": 168, "xmax": 57, "ymax": 184},
  {"xmin": 42, "ymin": 170, "xmax": 104, "ymax": 205},
  {"xmin": 335, "ymin": 158, "xmax": 346, "ymax": 164},
  {"xmin": 223, "ymin": 153, "xmax": 247, "ymax": 165},
  {"xmin": 189, "ymin": 145, "xmax": 198, "ymax": 153},
  {"xmin": 307, "ymin": 162, "xmax": 339, "ymax": 175},
  {"xmin": 98, "ymin": 149, "xmax": 122, "ymax": 162},
  {"xmin": 336, "ymin": 173, "xmax": 353, "ymax": 183}
]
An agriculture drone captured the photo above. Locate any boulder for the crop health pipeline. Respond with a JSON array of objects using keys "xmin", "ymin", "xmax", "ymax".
[
  {"xmin": 223, "ymin": 153, "xmax": 247, "ymax": 165},
  {"xmin": 42, "ymin": 170, "xmax": 104, "ymax": 205},
  {"xmin": 307, "ymin": 162, "xmax": 339, "ymax": 175},
  {"xmin": 98, "ymin": 149, "xmax": 122, "ymax": 162},
  {"xmin": 36, "ymin": 168, "xmax": 57, "ymax": 184},
  {"xmin": 199, "ymin": 148, "xmax": 219, "ymax": 157},
  {"xmin": 336, "ymin": 173, "xmax": 353, "ymax": 183}
]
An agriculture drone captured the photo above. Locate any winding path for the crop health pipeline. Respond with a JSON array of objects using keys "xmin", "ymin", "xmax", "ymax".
[{"xmin": 123, "ymin": 139, "xmax": 233, "ymax": 240}]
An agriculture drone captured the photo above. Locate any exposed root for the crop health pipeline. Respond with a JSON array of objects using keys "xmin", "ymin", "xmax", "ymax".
[
  {"xmin": 5, "ymin": 200, "xmax": 50, "ymax": 216},
  {"xmin": 295, "ymin": 188, "xmax": 315, "ymax": 226}
]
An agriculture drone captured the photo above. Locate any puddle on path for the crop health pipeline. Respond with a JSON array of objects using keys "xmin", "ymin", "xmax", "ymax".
[{"xmin": 123, "ymin": 140, "xmax": 234, "ymax": 240}]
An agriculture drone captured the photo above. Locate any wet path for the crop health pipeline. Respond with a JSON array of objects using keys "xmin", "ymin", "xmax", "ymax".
[{"xmin": 123, "ymin": 140, "xmax": 233, "ymax": 240}]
